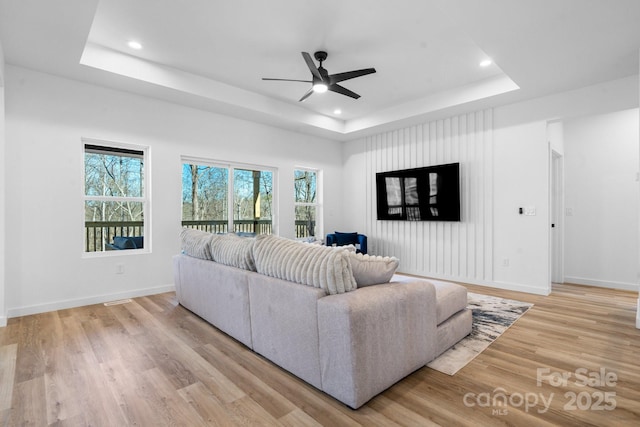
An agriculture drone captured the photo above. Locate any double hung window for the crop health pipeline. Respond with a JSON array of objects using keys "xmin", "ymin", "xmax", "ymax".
[
  {"xmin": 83, "ymin": 140, "xmax": 148, "ymax": 253},
  {"xmin": 294, "ymin": 169, "xmax": 319, "ymax": 239}
]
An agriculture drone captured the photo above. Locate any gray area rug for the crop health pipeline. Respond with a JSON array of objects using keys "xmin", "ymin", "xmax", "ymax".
[{"xmin": 427, "ymin": 292, "xmax": 533, "ymax": 375}]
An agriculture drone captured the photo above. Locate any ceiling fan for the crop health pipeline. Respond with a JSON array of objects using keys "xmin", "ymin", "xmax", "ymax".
[{"xmin": 262, "ymin": 51, "xmax": 376, "ymax": 102}]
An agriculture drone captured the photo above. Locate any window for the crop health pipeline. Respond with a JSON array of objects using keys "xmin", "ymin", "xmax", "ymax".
[
  {"xmin": 182, "ymin": 159, "xmax": 275, "ymax": 236},
  {"xmin": 182, "ymin": 164, "xmax": 229, "ymax": 233},
  {"xmin": 83, "ymin": 141, "xmax": 148, "ymax": 253},
  {"xmin": 294, "ymin": 169, "xmax": 319, "ymax": 239},
  {"xmin": 233, "ymin": 168, "xmax": 273, "ymax": 235}
]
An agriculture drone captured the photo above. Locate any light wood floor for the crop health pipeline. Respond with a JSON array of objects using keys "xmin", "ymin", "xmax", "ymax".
[{"xmin": 1, "ymin": 282, "xmax": 639, "ymax": 426}]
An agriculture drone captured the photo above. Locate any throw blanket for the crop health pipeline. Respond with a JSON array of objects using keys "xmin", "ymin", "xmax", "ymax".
[{"xmin": 253, "ymin": 235, "xmax": 357, "ymax": 295}]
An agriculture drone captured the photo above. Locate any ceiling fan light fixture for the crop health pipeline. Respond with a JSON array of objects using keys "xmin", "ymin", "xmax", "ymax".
[
  {"xmin": 312, "ymin": 82, "xmax": 328, "ymax": 93},
  {"xmin": 127, "ymin": 40, "xmax": 143, "ymax": 50}
]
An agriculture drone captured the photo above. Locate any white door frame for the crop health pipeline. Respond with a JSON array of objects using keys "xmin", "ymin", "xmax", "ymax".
[{"xmin": 550, "ymin": 149, "xmax": 564, "ymax": 284}]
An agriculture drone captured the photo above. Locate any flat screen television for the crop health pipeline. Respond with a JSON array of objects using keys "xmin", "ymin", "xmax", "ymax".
[{"xmin": 376, "ymin": 163, "xmax": 460, "ymax": 221}]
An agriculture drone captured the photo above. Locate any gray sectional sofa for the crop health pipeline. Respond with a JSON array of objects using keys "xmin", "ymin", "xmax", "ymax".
[{"xmin": 173, "ymin": 231, "xmax": 472, "ymax": 409}]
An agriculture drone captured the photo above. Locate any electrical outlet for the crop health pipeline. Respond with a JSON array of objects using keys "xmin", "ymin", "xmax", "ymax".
[
  {"xmin": 502, "ymin": 258, "xmax": 510, "ymax": 267},
  {"xmin": 116, "ymin": 263, "xmax": 125, "ymax": 274}
]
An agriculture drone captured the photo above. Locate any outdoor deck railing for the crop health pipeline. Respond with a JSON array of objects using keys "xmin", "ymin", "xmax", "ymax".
[
  {"xmin": 85, "ymin": 219, "xmax": 315, "ymax": 252},
  {"xmin": 85, "ymin": 221, "xmax": 144, "ymax": 252}
]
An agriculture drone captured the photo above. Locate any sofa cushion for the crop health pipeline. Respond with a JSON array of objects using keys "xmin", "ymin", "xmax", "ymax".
[
  {"xmin": 348, "ymin": 253, "xmax": 399, "ymax": 287},
  {"xmin": 430, "ymin": 279, "xmax": 469, "ymax": 325},
  {"xmin": 209, "ymin": 233, "xmax": 256, "ymax": 271},
  {"xmin": 180, "ymin": 228, "xmax": 213, "ymax": 260},
  {"xmin": 334, "ymin": 231, "xmax": 359, "ymax": 246},
  {"xmin": 253, "ymin": 234, "xmax": 357, "ymax": 295}
]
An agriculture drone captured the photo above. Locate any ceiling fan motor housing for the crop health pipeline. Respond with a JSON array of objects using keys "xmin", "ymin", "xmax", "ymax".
[{"xmin": 314, "ymin": 51, "xmax": 328, "ymax": 62}]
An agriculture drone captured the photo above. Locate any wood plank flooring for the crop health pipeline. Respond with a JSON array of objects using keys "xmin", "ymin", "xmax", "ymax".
[{"xmin": 1, "ymin": 282, "xmax": 639, "ymax": 426}]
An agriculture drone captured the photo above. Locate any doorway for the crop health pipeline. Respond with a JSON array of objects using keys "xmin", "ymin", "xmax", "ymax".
[{"xmin": 550, "ymin": 150, "xmax": 564, "ymax": 284}]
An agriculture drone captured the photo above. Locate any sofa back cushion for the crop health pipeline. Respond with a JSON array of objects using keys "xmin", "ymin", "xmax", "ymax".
[
  {"xmin": 210, "ymin": 233, "xmax": 256, "ymax": 271},
  {"xmin": 348, "ymin": 253, "xmax": 399, "ymax": 287},
  {"xmin": 180, "ymin": 228, "xmax": 214, "ymax": 260},
  {"xmin": 253, "ymin": 234, "xmax": 357, "ymax": 295}
]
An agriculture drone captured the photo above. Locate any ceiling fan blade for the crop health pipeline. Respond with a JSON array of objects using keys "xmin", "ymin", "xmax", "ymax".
[
  {"xmin": 299, "ymin": 87, "xmax": 314, "ymax": 102},
  {"xmin": 302, "ymin": 52, "xmax": 323, "ymax": 81},
  {"xmin": 262, "ymin": 78, "xmax": 313, "ymax": 83},
  {"xmin": 328, "ymin": 68, "xmax": 376, "ymax": 85},
  {"xmin": 328, "ymin": 84, "xmax": 361, "ymax": 99}
]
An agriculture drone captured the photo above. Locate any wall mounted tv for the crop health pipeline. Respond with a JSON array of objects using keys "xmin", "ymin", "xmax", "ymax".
[{"xmin": 376, "ymin": 163, "xmax": 461, "ymax": 221}]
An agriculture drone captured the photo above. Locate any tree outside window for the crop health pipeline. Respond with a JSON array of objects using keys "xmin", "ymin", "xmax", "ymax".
[
  {"xmin": 182, "ymin": 164, "xmax": 229, "ymax": 232},
  {"xmin": 233, "ymin": 168, "xmax": 273, "ymax": 235},
  {"xmin": 182, "ymin": 161, "xmax": 274, "ymax": 236},
  {"xmin": 294, "ymin": 169, "xmax": 318, "ymax": 238}
]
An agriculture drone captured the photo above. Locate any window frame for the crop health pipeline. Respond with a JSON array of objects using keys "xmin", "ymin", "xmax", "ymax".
[
  {"xmin": 82, "ymin": 138, "xmax": 150, "ymax": 257},
  {"xmin": 181, "ymin": 156, "xmax": 279, "ymax": 236},
  {"xmin": 294, "ymin": 167, "xmax": 322, "ymax": 240}
]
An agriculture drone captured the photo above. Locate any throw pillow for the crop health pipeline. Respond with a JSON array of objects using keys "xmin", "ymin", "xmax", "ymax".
[
  {"xmin": 334, "ymin": 231, "xmax": 359, "ymax": 246},
  {"xmin": 180, "ymin": 228, "xmax": 214, "ymax": 260},
  {"xmin": 253, "ymin": 234, "xmax": 357, "ymax": 295},
  {"xmin": 209, "ymin": 233, "xmax": 256, "ymax": 271},
  {"xmin": 348, "ymin": 253, "xmax": 399, "ymax": 287}
]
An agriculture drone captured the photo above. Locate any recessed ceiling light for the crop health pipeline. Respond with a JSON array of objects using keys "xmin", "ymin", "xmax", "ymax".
[
  {"xmin": 127, "ymin": 40, "xmax": 143, "ymax": 50},
  {"xmin": 334, "ymin": 109, "xmax": 342, "ymax": 115},
  {"xmin": 479, "ymin": 59, "xmax": 492, "ymax": 67}
]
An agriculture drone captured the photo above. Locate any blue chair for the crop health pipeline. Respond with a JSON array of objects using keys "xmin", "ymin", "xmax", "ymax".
[{"xmin": 326, "ymin": 232, "xmax": 367, "ymax": 254}]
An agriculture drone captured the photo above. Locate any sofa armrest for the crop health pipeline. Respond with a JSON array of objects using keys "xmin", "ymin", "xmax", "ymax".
[{"xmin": 317, "ymin": 280, "xmax": 437, "ymax": 409}]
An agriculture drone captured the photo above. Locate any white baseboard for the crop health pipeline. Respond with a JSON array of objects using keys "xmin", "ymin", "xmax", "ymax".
[
  {"xmin": 563, "ymin": 276, "xmax": 638, "ymax": 292},
  {"xmin": 489, "ymin": 280, "xmax": 551, "ymax": 296},
  {"xmin": 397, "ymin": 270, "xmax": 551, "ymax": 296},
  {"xmin": 0, "ymin": 316, "xmax": 6, "ymax": 328},
  {"xmin": 6, "ymin": 284, "xmax": 175, "ymax": 319}
]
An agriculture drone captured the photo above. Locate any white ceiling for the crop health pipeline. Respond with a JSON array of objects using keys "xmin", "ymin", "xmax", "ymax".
[{"xmin": 1, "ymin": 0, "xmax": 640, "ymax": 140}]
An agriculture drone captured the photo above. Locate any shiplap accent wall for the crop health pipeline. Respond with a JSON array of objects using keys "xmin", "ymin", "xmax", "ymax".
[{"xmin": 364, "ymin": 109, "xmax": 494, "ymax": 284}]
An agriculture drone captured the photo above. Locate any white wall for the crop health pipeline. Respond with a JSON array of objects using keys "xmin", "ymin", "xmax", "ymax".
[
  {"xmin": 4, "ymin": 65, "xmax": 344, "ymax": 317},
  {"xmin": 344, "ymin": 75, "xmax": 638, "ymax": 296},
  {"xmin": 563, "ymin": 108, "xmax": 639, "ymax": 290},
  {"xmin": 0, "ymin": 40, "xmax": 6, "ymax": 326},
  {"xmin": 4, "ymin": 67, "xmax": 638, "ymax": 318},
  {"xmin": 343, "ymin": 111, "xmax": 494, "ymax": 287},
  {"xmin": 548, "ymin": 121, "xmax": 564, "ymax": 155},
  {"xmin": 492, "ymin": 76, "xmax": 638, "ymax": 295}
]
